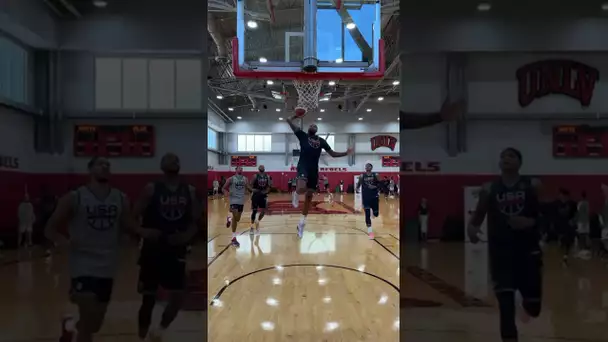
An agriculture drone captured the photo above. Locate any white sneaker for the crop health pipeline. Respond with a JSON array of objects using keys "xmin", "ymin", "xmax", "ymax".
[
  {"xmin": 292, "ymin": 191, "xmax": 299, "ymax": 208},
  {"xmin": 297, "ymin": 221, "xmax": 305, "ymax": 238}
]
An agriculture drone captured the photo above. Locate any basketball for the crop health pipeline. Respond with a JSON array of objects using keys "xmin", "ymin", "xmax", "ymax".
[{"xmin": 294, "ymin": 107, "xmax": 307, "ymax": 118}]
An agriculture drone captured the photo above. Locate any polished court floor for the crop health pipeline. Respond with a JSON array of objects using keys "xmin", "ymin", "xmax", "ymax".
[{"xmin": 1, "ymin": 193, "xmax": 607, "ymax": 341}]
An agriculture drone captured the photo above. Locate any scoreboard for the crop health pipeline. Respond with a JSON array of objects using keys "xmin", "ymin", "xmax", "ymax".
[
  {"xmin": 381, "ymin": 156, "xmax": 399, "ymax": 167},
  {"xmin": 230, "ymin": 155, "xmax": 257, "ymax": 167},
  {"xmin": 73, "ymin": 125, "xmax": 155, "ymax": 157},
  {"xmin": 553, "ymin": 125, "xmax": 608, "ymax": 158}
]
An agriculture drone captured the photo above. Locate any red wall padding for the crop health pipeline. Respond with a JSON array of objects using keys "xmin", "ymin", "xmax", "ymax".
[{"xmin": 207, "ymin": 171, "xmax": 399, "ymax": 192}]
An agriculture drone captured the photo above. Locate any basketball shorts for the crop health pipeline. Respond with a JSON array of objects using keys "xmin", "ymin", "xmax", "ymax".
[
  {"xmin": 70, "ymin": 277, "xmax": 114, "ymax": 303},
  {"xmin": 230, "ymin": 204, "xmax": 244, "ymax": 213},
  {"xmin": 490, "ymin": 250, "xmax": 543, "ymax": 301},
  {"xmin": 19, "ymin": 223, "xmax": 33, "ymax": 233},
  {"xmin": 138, "ymin": 257, "xmax": 186, "ymax": 294},
  {"xmin": 296, "ymin": 164, "xmax": 319, "ymax": 190},
  {"xmin": 362, "ymin": 196, "xmax": 379, "ymax": 215},
  {"xmin": 252, "ymin": 193, "xmax": 268, "ymax": 209}
]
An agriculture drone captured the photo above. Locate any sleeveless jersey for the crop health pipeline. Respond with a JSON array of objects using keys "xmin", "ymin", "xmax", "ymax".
[
  {"xmin": 295, "ymin": 130, "xmax": 329, "ymax": 168},
  {"xmin": 360, "ymin": 172, "xmax": 379, "ymax": 199},
  {"xmin": 252, "ymin": 173, "xmax": 270, "ymax": 191},
  {"xmin": 577, "ymin": 200, "xmax": 590, "ymax": 224},
  {"xmin": 486, "ymin": 177, "xmax": 540, "ymax": 253},
  {"xmin": 229, "ymin": 175, "xmax": 247, "ymax": 205},
  {"xmin": 141, "ymin": 182, "xmax": 192, "ymax": 259},
  {"xmin": 69, "ymin": 186, "xmax": 123, "ymax": 278}
]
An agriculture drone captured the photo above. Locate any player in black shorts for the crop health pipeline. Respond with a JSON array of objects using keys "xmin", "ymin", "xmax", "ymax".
[
  {"xmin": 468, "ymin": 148, "xmax": 543, "ymax": 342},
  {"xmin": 250, "ymin": 164, "xmax": 271, "ymax": 235},
  {"xmin": 286, "ymin": 114, "xmax": 352, "ymax": 238},
  {"xmin": 356, "ymin": 163, "xmax": 380, "ymax": 239},
  {"xmin": 132, "ymin": 153, "xmax": 200, "ymax": 341}
]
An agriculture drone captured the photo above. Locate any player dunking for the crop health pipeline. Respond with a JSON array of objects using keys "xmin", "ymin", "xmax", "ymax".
[
  {"xmin": 132, "ymin": 153, "xmax": 199, "ymax": 341},
  {"xmin": 45, "ymin": 157, "xmax": 138, "ymax": 342},
  {"xmin": 286, "ymin": 115, "xmax": 352, "ymax": 238},
  {"xmin": 356, "ymin": 163, "xmax": 380, "ymax": 239},
  {"xmin": 223, "ymin": 166, "xmax": 251, "ymax": 247},
  {"xmin": 250, "ymin": 164, "xmax": 271, "ymax": 235},
  {"xmin": 467, "ymin": 148, "xmax": 543, "ymax": 342}
]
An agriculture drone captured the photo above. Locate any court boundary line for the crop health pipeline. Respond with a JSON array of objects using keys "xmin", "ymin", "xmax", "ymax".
[
  {"xmin": 208, "ymin": 230, "xmax": 248, "ymax": 266},
  {"xmin": 209, "ymin": 263, "xmax": 400, "ymax": 306}
]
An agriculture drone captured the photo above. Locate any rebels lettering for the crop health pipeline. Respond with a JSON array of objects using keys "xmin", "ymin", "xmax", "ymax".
[
  {"xmin": 370, "ymin": 135, "xmax": 397, "ymax": 151},
  {"xmin": 517, "ymin": 60, "xmax": 599, "ymax": 108},
  {"xmin": 401, "ymin": 161, "xmax": 440, "ymax": 173}
]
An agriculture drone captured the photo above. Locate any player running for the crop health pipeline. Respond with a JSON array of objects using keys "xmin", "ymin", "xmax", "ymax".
[
  {"xmin": 356, "ymin": 163, "xmax": 380, "ymax": 239},
  {"xmin": 223, "ymin": 166, "xmax": 251, "ymax": 247},
  {"xmin": 250, "ymin": 165, "xmax": 271, "ymax": 235}
]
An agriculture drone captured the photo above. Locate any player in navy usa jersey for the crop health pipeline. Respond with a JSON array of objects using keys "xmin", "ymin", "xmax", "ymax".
[
  {"xmin": 356, "ymin": 163, "xmax": 380, "ymax": 239},
  {"xmin": 467, "ymin": 148, "xmax": 543, "ymax": 342},
  {"xmin": 250, "ymin": 165, "xmax": 271, "ymax": 235}
]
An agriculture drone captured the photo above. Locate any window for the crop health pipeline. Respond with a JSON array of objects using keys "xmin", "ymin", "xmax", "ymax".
[
  {"xmin": 237, "ymin": 134, "xmax": 272, "ymax": 152},
  {"xmin": 0, "ymin": 36, "xmax": 28, "ymax": 104},
  {"xmin": 324, "ymin": 134, "xmax": 335, "ymax": 151},
  {"xmin": 208, "ymin": 127, "xmax": 218, "ymax": 150}
]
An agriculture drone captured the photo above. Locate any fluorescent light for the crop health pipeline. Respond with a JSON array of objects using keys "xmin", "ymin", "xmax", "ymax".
[
  {"xmin": 267, "ymin": 80, "xmax": 274, "ymax": 85},
  {"xmin": 392, "ymin": 80, "xmax": 400, "ymax": 86},
  {"xmin": 317, "ymin": 118, "xmax": 322, "ymax": 121},
  {"xmin": 477, "ymin": 3, "xmax": 491, "ymax": 11},
  {"xmin": 320, "ymin": 109, "xmax": 325, "ymax": 112},
  {"xmin": 366, "ymin": 108, "xmax": 372, "ymax": 112},
  {"xmin": 335, "ymin": 58, "xmax": 343, "ymax": 63},
  {"xmin": 328, "ymin": 81, "xmax": 336, "ymax": 86},
  {"xmin": 346, "ymin": 22, "xmax": 356, "ymax": 30},
  {"xmin": 259, "ymin": 57, "xmax": 268, "ymax": 63},
  {"xmin": 228, "ymin": 107, "xmax": 234, "ymax": 111},
  {"xmin": 216, "ymin": 95, "xmax": 223, "ymax": 99},
  {"xmin": 377, "ymin": 97, "xmax": 384, "ymax": 101},
  {"xmin": 93, "ymin": 0, "xmax": 107, "ymax": 8},
  {"xmin": 236, "ymin": 116, "xmax": 242, "ymax": 119},
  {"xmin": 247, "ymin": 20, "xmax": 258, "ymax": 29},
  {"xmin": 358, "ymin": 117, "xmax": 363, "ymax": 121},
  {"xmin": 275, "ymin": 108, "xmax": 281, "ymax": 112},
  {"xmin": 278, "ymin": 117, "xmax": 283, "ymax": 120}
]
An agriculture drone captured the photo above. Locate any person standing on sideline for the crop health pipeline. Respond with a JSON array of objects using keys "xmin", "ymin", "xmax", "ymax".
[
  {"xmin": 467, "ymin": 148, "xmax": 543, "ymax": 342},
  {"xmin": 132, "ymin": 153, "xmax": 200, "ymax": 341},
  {"xmin": 576, "ymin": 191, "xmax": 591, "ymax": 259},
  {"xmin": 418, "ymin": 198, "xmax": 429, "ymax": 242},
  {"xmin": 212, "ymin": 179, "xmax": 220, "ymax": 199},
  {"xmin": 18, "ymin": 194, "xmax": 36, "ymax": 248}
]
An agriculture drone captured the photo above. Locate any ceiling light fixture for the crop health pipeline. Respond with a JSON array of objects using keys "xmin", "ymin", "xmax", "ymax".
[
  {"xmin": 216, "ymin": 95, "xmax": 223, "ymax": 99},
  {"xmin": 278, "ymin": 117, "xmax": 283, "ymax": 120},
  {"xmin": 247, "ymin": 20, "xmax": 258, "ymax": 29},
  {"xmin": 236, "ymin": 116, "xmax": 242, "ymax": 119},
  {"xmin": 317, "ymin": 118, "xmax": 322, "ymax": 121},
  {"xmin": 392, "ymin": 80, "xmax": 400, "ymax": 86},
  {"xmin": 477, "ymin": 3, "xmax": 491, "ymax": 11},
  {"xmin": 228, "ymin": 107, "xmax": 234, "ymax": 111},
  {"xmin": 267, "ymin": 80, "xmax": 274, "ymax": 85},
  {"xmin": 366, "ymin": 108, "xmax": 372, "ymax": 112},
  {"xmin": 377, "ymin": 97, "xmax": 384, "ymax": 101},
  {"xmin": 320, "ymin": 109, "xmax": 325, "ymax": 112},
  {"xmin": 259, "ymin": 57, "xmax": 268, "ymax": 63},
  {"xmin": 346, "ymin": 22, "xmax": 356, "ymax": 30},
  {"xmin": 328, "ymin": 81, "xmax": 336, "ymax": 86},
  {"xmin": 93, "ymin": 0, "xmax": 107, "ymax": 8},
  {"xmin": 275, "ymin": 108, "xmax": 281, "ymax": 112},
  {"xmin": 358, "ymin": 117, "xmax": 363, "ymax": 121}
]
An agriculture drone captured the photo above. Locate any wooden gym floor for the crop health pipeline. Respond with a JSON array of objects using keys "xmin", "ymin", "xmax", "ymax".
[{"xmin": 1, "ymin": 193, "xmax": 607, "ymax": 341}]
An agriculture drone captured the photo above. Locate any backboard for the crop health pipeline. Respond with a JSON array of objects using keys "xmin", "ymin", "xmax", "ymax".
[{"xmin": 233, "ymin": 0, "xmax": 384, "ymax": 80}]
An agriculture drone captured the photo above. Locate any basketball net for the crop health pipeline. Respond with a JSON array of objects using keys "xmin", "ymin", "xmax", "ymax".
[{"xmin": 293, "ymin": 79, "xmax": 323, "ymax": 113}]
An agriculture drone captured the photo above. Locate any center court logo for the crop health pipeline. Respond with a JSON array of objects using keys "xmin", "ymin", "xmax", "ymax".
[{"xmin": 86, "ymin": 204, "xmax": 119, "ymax": 231}]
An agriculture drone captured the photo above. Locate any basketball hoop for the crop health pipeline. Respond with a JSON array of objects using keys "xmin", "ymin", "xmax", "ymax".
[{"xmin": 293, "ymin": 79, "xmax": 323, "ymax": 114}]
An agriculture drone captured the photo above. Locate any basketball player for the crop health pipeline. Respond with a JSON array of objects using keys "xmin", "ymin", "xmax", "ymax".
[
  {"xmin": 18, "ymin": 193, "xmax": 35, "ymax": 248},
  {"xmin": 286, "ymin": 115, "xmax": 352, "ymax": 238},
  {"xmin": 212, "ymin": 179, "xmax": 220, "ymax": 199},
  {"xmin": 467, "ymin": 148, "xmax": 543, "ymax": 342},
  {"xmin": 418, "ymin": 198, "xmax": 429, "ymax": 241},
  {"xmin": 44, "ymin": 156, "xmax": 141, "ymax": 342},
  {"xmin": 222, "ymin": 166, "xmax": 251, "ymax": 247},
  {"xmin": 555, "ymin": 189, "xmax": 577, "ymax": 265},
  {"xmin": 576, "ymin": 191, "xmax": 591, "ymax": 259},
  {"xmin": 388, "ymin": 177, "xmax": 396, "ymax": 198},
  {"xmin": 132, "ymin": 153, "xmax": 200, "ymax": 341},
  {"xmin": 356, "ymin": 163, "xmax": 380, "ymax": 239},
  {"xmin": 250, "ymin": 164, "xmax": 271, "ymax": 235}
]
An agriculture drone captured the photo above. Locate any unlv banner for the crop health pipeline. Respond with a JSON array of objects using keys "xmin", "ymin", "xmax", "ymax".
[
  {"xmin": 517, "ymin": 60, "xmax": 599, "ymax": 108},
  {"xmin": 370, "ymin": 135, "xmax": 397, "ymax": 151}
]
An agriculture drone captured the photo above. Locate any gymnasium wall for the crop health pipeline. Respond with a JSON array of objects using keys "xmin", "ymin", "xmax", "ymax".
[{"xmin": 400, "ymin": 52, "xmax": 608, "ymax": 238}]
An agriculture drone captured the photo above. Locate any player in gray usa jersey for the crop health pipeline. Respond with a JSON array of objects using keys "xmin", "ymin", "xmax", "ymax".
[
  {"xmin": 222, "ymin": 166, "xmax": 251, "ymax": 247},
  {"xmin": 45, "ymin": 156, "xmax": 138, "ymax": 342}
]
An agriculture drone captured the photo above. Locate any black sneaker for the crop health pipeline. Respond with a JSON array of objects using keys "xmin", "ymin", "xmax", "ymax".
[{"xmin": 231, "ymin": 238, "xmax": 240, "ymax": 247}]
